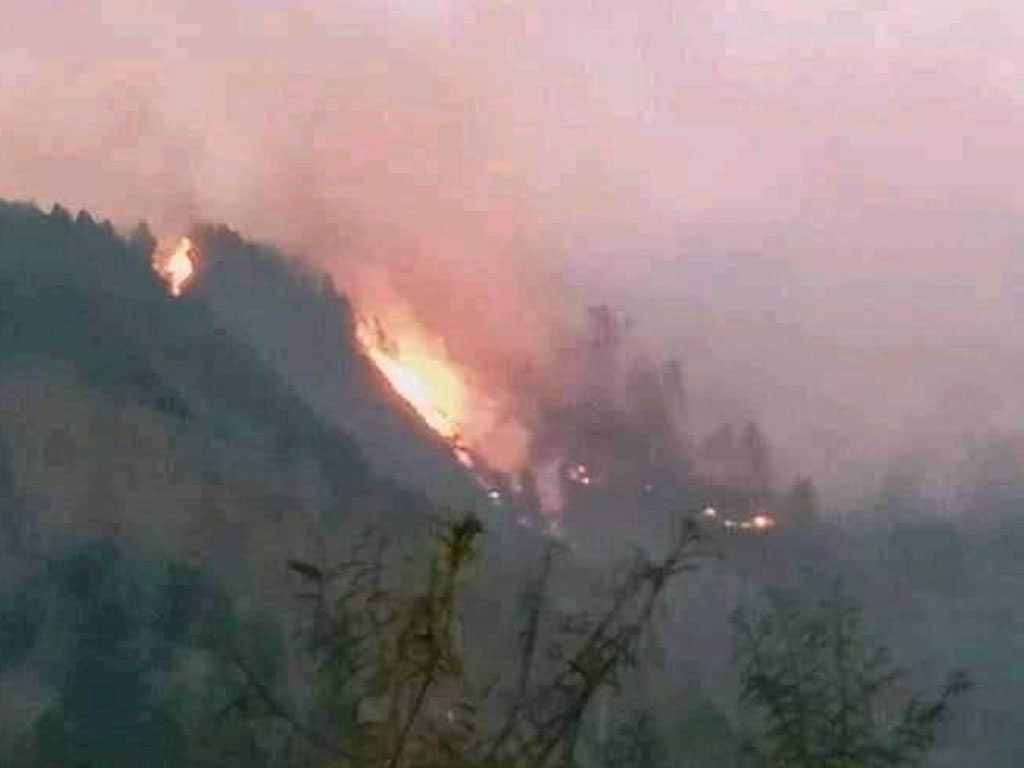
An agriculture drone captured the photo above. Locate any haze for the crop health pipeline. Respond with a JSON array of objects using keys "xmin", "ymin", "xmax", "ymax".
[{"xmin": 3, "ymin": 0, "xmax": 1023, "ymax": 508}]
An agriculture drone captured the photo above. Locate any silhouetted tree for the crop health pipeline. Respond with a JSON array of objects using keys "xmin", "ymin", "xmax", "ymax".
[
  {"xmin": 227, "ymin": 512, "xmax": 707, "ymax": 768},
  {"xmin": 128, "ymin": 220, "xmax": 157, "ymax": 257},
  {"xmin": 700, "ymin": 423, "xmax": 737, "ymax": 485},
  {"xmin": 661, "ymin": 359, "xmax": 689, "ymax": 448},
  {"xmin": 785, "ymin": 478, "xmax": 819, "ymax": 526},
  {"xmin": 49, "ymin": 204, "xmax": 72, "ymax": 226},
  {"xmin": 740, "ymin": 422, "xmax": 772, "ymax": 499},
  {"xmin": 734, "ymin": 582, "xmax": 971, "ymax": 768},
  {"xmin": 626, "ymin": 364, "xmax": 677, "ymax": 474}
]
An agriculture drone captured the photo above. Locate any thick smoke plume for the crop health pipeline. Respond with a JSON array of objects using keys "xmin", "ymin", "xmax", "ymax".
[{"xmin": 4, "ymin": 0, "xmax": 1024, "ymax": 507}]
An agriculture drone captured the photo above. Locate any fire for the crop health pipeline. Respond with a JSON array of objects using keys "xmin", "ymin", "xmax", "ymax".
[
  {"xmin": 356, "ymin": 316, "xmax": 470, "ymax": 445},
  {"xmin": 567, "ymin": 463, "xmax": 593, "ymax": 486},
  {"xmin": 355, "ymin": 310, "xmax": 532, "ymax": 482},
  {"xmin": 702, "ymin": 504, "xmax": 777, "ymax": 532},
  {"xmin": 153, "ymin": 237, "xmax": 197, "ymax": 297}
]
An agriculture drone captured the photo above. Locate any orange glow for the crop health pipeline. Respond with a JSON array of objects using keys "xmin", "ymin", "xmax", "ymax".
[
  {"xmin": 153, "ymin": 236, "xmax": 197, "ymax": 297},
  {"xmin": 353, "ymin": 300, "xmax": 531, "ymax": 477},
  {"xmin": 356, "ymin": 315, "xmax": 470, "ymax": 443},
  {"xmin": 702, "ymin": 503, "xmax": 777, "ymax": 532}
]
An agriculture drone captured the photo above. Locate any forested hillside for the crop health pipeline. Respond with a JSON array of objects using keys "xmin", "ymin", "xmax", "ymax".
[
  {"xmin": 0, "ymin": 201, "xmax": 990, "ymax": 767},
  {"xmin": 0, "ymin": 202, "xmax": 444, "ymax": 566},
  {"xmin": 190, "ymin": 224, "xmax": 482, "ymax": 506},
  {"xmin": 0, "ymin": 201, "xmax": 451, "ymax": 763}
]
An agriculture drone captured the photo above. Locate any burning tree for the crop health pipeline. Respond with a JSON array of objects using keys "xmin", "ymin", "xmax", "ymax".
[{"xmin": 153, "ymin": 236, "xmax": 198, "ymax": 297}]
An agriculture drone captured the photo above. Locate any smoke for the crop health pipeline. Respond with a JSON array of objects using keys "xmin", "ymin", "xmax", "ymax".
[{"xmin": 3, "ymin": 0, "xmax": 1024, "ymax": 508}]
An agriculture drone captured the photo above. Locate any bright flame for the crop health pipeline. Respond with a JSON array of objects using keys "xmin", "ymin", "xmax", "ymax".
[
  {"xmin": 154, "ymin": 237, "xmax": 197, "ymax": 297},
  {"xmin": 352, "ymin": 302, "xmax": 530, "ymax": 478},
  {"xmin": 356, "ymin": 316, "xmax": 470, "ymax": 444}
]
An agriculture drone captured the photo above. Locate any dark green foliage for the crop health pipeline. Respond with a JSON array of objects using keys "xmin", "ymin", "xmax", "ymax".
[
  {"xmin": 0, "ymin": 198, "xmax": 986, "ymax": 767},
  {"xmin": 0, "ymin": 198, "xmax": 446, "ymax": 766},
  {"xmin": 13, "ymin": 544, "xmax": 187, "ymax": 767},
  {"xmin": 496, "ymin": 519, "xmax": 704, "ymax": 767},
  {"xmin": 226, "ymin": 513, "xmax": 707, "ymax": 768},
  {"xmin": 192, "ymin": 223, "xmax": 483, "ymax": 507},
  {"xmin": 673, "ymin": 702, "xmax": 759, "ymax": 768},
  {"xmin": 0, "ymin": 585, "xmax": 43, "ymax": 669},
  {"xmin": 224, "ymin": 514, "xmax": 489, "ymax": 767},
  {"xmin": 733, "ymin": 582, "xmax": 972, "ymax": 768},
  {"xmin": 0, "ymin": 542, "xmax": 281, "ymax": 768},
  {"xmin": 0, "ymin": 198, "xmax": 396, "ymax": 521},
  {"xmin": 129, "ymin": 220, "xmax": 158, "ymax": 257},
  {"xmin": 598, "ymin": 710, "xmax": 662, "ymax": 768}
]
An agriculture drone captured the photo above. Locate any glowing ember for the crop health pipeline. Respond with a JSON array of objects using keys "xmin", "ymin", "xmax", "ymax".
[
  {"xmin": 567, "ymin": 463, "xmax": 593, "ymax": 486},
  {"xmin": 701, "ymin": 503, "xmax": 776, "ymax": 533},
  {"xmin": 154, "ymin": 237, "xmax": 197, "ymax": 297},
  {"xmin": 356, "ymin": 316, "xmax": 470, "ymax": 443}
]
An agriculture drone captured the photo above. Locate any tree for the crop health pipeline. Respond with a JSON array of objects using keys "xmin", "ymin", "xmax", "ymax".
[
  {"xmin": 700, "ymin": 423, "xmax": 737, "ymax": 485},
  {"xmin": 739, "ymin": 423, "xmax": 772, "ymax": 499},
  {"xmin": 733, "ymin": 582, "xmax": 971, "ymax": 768},
  {"xmin": 225, "ymin": 512, "xmax": 707, "ymax": 768},
  {"xmin": 128, "ymin": 220, "xmax": 157, "ymax": 258},
  {"xmin": 785, "ymin": 478, "xmax": 819, "ymax": 527}
]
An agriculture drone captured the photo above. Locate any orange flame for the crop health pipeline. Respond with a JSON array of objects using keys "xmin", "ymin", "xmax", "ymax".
[
  {"xmin": 353, "ymin": 303, "xmax": 531, "ymax": 476},
  {"xmin": 356, "ymin": 316, "xmax": 470, "ymax": 444},
  {"xmin": 154, "ymin": 237, "xmax": 197, "ymax": 297}
]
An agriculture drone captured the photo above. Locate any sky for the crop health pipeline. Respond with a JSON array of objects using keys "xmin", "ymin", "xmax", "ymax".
[{"xmin": 2, "ymin": 0, "xmax": 1024, "ymax": 506}]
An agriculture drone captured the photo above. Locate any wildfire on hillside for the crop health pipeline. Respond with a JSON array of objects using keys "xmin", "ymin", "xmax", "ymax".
[
  {"xmin": 355, "ymin": 312, "xmax": 520, "ymax": 484},
  {"xmin": 142, "ymin": 231, "xmax": 792, "ymax": 540},
  {"xmin": 144, "ymin": 231, "xmax": 789, "ymax": 537},
  {"xmin": 356, "ymin": 316, "xmax": 469, "ymax": 446},
  {"xmin": 353, "ymin": 305, "xmax": 789, "ymax": 538},
  {"xmin": 153, "ymin": 236, "xmax": 197, "ymax": 297},
  {"xmin": 352, "ymin": 310, "xmax": 569, "ymax": 527}
]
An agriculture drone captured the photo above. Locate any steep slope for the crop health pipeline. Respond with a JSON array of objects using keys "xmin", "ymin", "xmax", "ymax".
[
  {"xmin": 188, "ymin": 224, "xmax": 482, "ymax": 506},
  {"xmin": 0, "ymin": 201, "xmax": 435, "ymax": 582}
]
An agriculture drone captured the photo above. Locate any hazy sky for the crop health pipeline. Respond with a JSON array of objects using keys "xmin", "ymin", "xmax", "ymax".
[{"xmin": 3, "ymin": 0, "xmax": 1023, "ymax": 504}]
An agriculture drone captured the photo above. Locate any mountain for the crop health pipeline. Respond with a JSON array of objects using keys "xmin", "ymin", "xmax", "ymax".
[
  {"xmin": 0, "ymin": 199, "xmax": 507, "ymax": 765},
  {"xmin": 0, "ymin": 200, "xmax": 467, "ymax": 587},
  {"xmin": 0, "ymin": 200, "xmax": 991, "ymax": 768}
]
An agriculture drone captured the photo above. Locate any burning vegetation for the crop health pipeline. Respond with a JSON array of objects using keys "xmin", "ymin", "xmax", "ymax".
[
  {"xmin": 0, "ymin": 203, "xmax": 979, "ymax": 767},
  {"xmin": 355, "ymin": 316, "xmax": 470, "ymax": 449},
  {"xmin": 145, "ymin": 228, "xmax": 804, "ymax": 538},
  {"xmin": 352, "ymin": 297, "xmax": 807, "ymax": 538},
  {"xmin": 153, "ymin": 236, "xmax": 197, "ymax": 297}
]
